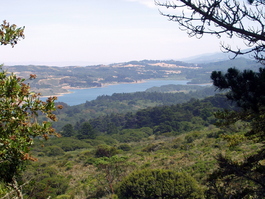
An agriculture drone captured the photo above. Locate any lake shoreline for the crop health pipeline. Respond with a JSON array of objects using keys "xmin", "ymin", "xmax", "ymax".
[
  {"xmin": 40, "ymin": 79, "xmax": 149, "ymax": 98},
  {"xmin": 41, "ymin": 79, "xmax": 193, "ymax": 106}
]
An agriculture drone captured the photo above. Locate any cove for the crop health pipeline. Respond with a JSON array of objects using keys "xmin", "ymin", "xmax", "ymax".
[{"xmin": 53, "ymin": 79, "xmax": 189, "ymax": 106}]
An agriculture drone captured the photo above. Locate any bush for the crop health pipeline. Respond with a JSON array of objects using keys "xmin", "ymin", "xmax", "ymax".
[
  {"xmin": 117, "ymin": 169, "xmax": 204, "ymax": 199},
  {"xmin": 113, "ymin": 129, "xmax": 148, "ymax": 142},
  {"xmin": 95, "ymin": 136, "xmax": 118, "ymax": 145},
  {"xmin": 59, "ymin": 138, "xmax": 91, "ymax": 151},
  {"xmin": 94, "ymin": 145, "xmax": 120, "ymax": 158},
  {"xmin": 118, "ymin": 144, "xmax": 131, "ymax": 151},
  {"xmin": 45, "ymin": 146, "xmax": 65, "ymax": 156},
  {"xmin": 142, "ymin": 143, "xmax": 164, "ymax": 152},
  {"xmin": 24, "ymin": 166, "xmax": 69, "ymax": 199}
]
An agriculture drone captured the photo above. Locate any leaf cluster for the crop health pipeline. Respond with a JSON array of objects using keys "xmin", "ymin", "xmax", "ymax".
[
  {"xmin": 0, "ymin": 68, "xmax": 59, "ymax": 183},
  {"xmin": 0, "ymin": 20, "xmax": 24, "ymax": 47}
]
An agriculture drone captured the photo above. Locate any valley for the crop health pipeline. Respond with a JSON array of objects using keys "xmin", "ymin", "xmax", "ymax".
[
  {"xmin": 1, "ymin": 57, "xmax": 264, "ymax": 199},
  {"xmin": 4, "ymin": 58, "xmax": 260, "ymax": 97}
]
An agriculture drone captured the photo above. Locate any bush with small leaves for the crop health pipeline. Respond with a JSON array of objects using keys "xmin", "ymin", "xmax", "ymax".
[
  {"xmin": 94, "ymin": 145, "xmax": 120, "ymax": 158},
  {"xmin": 0, "ymin": 20, "xmax": 61, "ymax": 198},
  {"xmin": 117, "ymin": 169, "xmax": 204, "ymax": 199}
]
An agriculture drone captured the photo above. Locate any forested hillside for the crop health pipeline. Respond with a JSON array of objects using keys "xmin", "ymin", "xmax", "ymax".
[
  {"xmin": 2, "ymin": 59, "xmax": 263, "ymax": 199},
  {"xmin": 4, "ymin": 57, "xmax": 263, "ymax": 96},
  {"xmin": 52, "ymin": 85, "xmax": 216, "ymax": 129},
  {"xmin": 2, "ymin": 1, "xmax": 265, "ymax": 197},
  {"xmin": 2, "ymin": 66, "xmax": 263, "ymax": 198},
  {"xmin": 12, "ymin": 92, "xmax": 254, "ymax": 199}
]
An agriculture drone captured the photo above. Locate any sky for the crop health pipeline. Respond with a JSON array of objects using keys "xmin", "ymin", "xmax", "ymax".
[{"xmin": 0, "ymin": 0, "xmax": 244, "ymax": 66}]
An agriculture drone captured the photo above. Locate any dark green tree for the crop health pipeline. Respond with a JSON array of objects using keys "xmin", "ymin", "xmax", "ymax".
[
  {"xmin": 207, "ymin": 68, "xmax": 265, "ymax": 198},
  {"xmin": 94, "ymin": 144, "xmax": 119, "ymax": 158},
  {"xmin": 156, "ymin": 0, "xmax": 265, "ymax": 197},
  {"xmin": 61, "ymin": 123, "xmax": 75, "ymax": 137},
  {"xmin": 77, "ymin": 122, "xmax": 96, "ymax": 139},
  {"xmin": 211, "ymin": 67, "xmax": 265, "ymax": 112}
]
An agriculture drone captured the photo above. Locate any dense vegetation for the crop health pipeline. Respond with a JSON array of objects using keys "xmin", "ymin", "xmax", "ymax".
[
  {"xmin": 11, "ymin": 91, "xmax": 252, "ymax": 198},
  {"xmin": 0, "ymin": 88, "xmax": 242, "ymax": 198},
  {"xmin": 2, "ymin": 0, "xmax": 265, "ymax": 195},
  {"xmin": 1, "ymin": 68, "xmax": 263, "ymax": 198},
  {"xmin": 2, "ymin": 61, "xmax": 257, "ymax": 199},
  {"xmin": 52, "ymin": 85, "xmax": 216, "ymax": 130}
]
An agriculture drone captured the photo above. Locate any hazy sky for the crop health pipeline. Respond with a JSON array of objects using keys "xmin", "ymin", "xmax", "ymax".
[{"xmin": 0, "ymin": 0, "xmax": 244, "ymax": 66}]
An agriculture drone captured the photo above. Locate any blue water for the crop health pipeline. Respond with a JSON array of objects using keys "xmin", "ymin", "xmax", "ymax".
[{"xmin": 47, "ymin": 80, "xmax": 189, "ymax": 106}]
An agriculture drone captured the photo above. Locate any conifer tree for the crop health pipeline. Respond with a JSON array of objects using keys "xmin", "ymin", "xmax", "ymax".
[{"xmin": 156, "ymin": 0, "xmax": 265, "ymax": 197}]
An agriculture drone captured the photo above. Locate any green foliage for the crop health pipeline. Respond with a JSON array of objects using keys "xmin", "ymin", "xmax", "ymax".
[
  {"xmin": 45, "ymin": 146, "xmax": 65, "ymax": 156},
  {"xmin": 207, "ymin": 67, "xmax": 265, "ymax": 197},
  {"xmin": 95, "ymin": 135, "xmax": 118, "ymax": 145},
  {"xmin": 0, "ymin": 20, "xmax": 24, "ymax": 47},
  {"xmin": 142, "ymin": 142, "xmax": 164, "ymax": 152},
  {"xmin": 77, "ymin": 122, "xmax": 96, "ymax": 139},
  {"xmin": 206, "ymin": 152, "xmax": 265, "ymax": 198},
  {"xmin": 51, "ymin": 85, "xmax": 219, "ymax": 130},
  {"xmin": 185, "ymin": 131, "xmax": 204, "ymax": 143},
  {"xmin": 94, "ymin": 155, "xmax": 134, "ymax": 195},
  {"xmin": 23, "ymin": 165, "xmax": 69, "ymax": 199},
  {"xmin": 118, "ymin": 144, "xmax": 131, "ymax": 151},
  {"xmin": 0, "ymin": 68, "xmax": 59, "ymax": 183},
  {"xmin": 94, "ymin": 145, "xmax": 119, "ymax": 158},
  {"xmin": 0, "ymin": 22, "xmax": 60, "ymax": 198},
  {"xmin": 117, "ymin": 169, "xmax": 204, "ymax": 199},
  {"xmin": 86, "ymin": 96, "xmax": 228, "ymax": 141},
  {"xmin": 211, "ymin": 67, "xmax": 265, "ymax": 112},
  {"xmin": 61, "ymin": 123, "xmax": 75, "ymax": 137},
  {"xmin": 34, "ymin": 137, "xmax": 91, "ymax": 152},
  {"xmin": 112, "ymin": 129, "xmax": 149, "ymax": 143}
]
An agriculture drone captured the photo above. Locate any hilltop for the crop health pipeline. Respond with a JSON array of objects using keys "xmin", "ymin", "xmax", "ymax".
[{"xmin": 4, "ymin": 57, "xmax": 262, "ymax": 96}]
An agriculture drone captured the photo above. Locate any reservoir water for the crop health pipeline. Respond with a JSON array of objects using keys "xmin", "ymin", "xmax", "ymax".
[{"xmin": 51, "ymin": 80, "xmax": 190, "ymax": 106}]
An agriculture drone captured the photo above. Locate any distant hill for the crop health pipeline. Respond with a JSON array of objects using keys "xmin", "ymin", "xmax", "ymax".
[
  {"xmin": 181, "ymin": 49, "xmax": 254, "ymax": 63},
  {"xmin": 3, "ymin": 57, "xmax": 263, "ymax": 96}
]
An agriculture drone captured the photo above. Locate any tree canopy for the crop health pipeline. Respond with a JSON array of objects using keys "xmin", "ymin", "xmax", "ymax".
[{"xmin": 0, "ymin": 21, "xmax": 60, "ymax": 198}]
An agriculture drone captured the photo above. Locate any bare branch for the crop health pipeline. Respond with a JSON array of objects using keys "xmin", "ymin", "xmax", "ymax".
[{"xmin": 155, "ymin": 0, "xmax": 265, "ymax": 63}]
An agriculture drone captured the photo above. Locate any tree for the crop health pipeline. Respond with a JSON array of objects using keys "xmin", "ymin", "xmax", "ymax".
[
  {"xmin": 155, "ymin": 0, "xmax": 265, "ymax": 197},
  {"xmin": 211, "ymin": 67, "xmax": 265, "ymax": 113},
  {"xmin": 0, "ymin": 21, "xmax": 61, "ymax": 199},
  {"xmin": 117, "ymin": 169, "xmax": 204, "ymax": 199},
  {"xmin": 94, "ymin": 155, "xmax": 133, "ymax": 196},
  {"xmin": 207, "ymin": 67, "xmax": 265, "ymax": 198},
  {"xmin": 155, "ymin": 0, "xmax": 265, "ymax": 63},
  {"xmin": 61, "ymin": 123, "xmax": 75, "ymax": 137},
  {"xmin": 77, "ymin": 122, "xmax": 96, "ymax": 139}
]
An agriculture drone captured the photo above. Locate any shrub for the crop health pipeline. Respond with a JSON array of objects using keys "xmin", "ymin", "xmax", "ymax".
[
  {"xmin": 94, "ymin": 145, "xmax": 119, "ymax": 158},
  {"xmin": 118, "ymin": 144, "xmax": 131, "ymax": 151},
  {"xmin": 45, "ymin": 146, "xmax": 65, "ymax": 156},
  {"xmin": 117, "ymin": 169, "xmax": 204, "ymax": 199}
]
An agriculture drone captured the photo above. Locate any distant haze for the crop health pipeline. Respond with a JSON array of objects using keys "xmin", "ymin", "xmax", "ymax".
[{"xmin": 0, "ymin": 0, "xmax": 246, "ymax": 66}]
